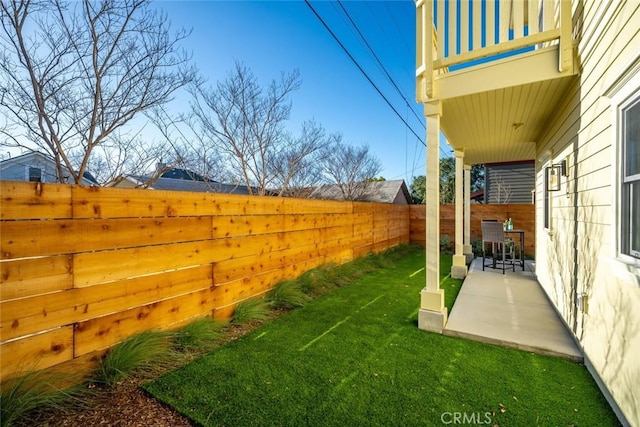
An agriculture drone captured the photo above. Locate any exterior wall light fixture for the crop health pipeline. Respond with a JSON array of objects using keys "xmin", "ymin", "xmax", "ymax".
[{"xmin": 546, "ymin": 160, "xmax": 567, "ymax": 192}]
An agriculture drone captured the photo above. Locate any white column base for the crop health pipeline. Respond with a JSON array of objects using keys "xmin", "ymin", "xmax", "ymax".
[
  {"xmin": 418, "ymin": 308, "xmax": 448, "ymax": 333},
  {"xmin": 463, "ymin": 244, "xmax": 474, "ymax": 264},
  {"xmin": 451, "ymin": 254, "xmax": 468, "ymax": 279},
  {"xmin": 419, "ymin": 288, "xmax": 448, "ymax": 333}
]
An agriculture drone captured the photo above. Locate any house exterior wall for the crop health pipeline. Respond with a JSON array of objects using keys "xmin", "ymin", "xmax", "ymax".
[
  {"xmin": 534, "ymin": 1, "xmax": 640, "ymax": 425},
  {"xmin": 484, "ymin": 161, "xmax": 535, "ymax": 204},
  {"xmin": 0, "ymin": 152, "xmax": 95, "ymax": 185},
  {"xmin": 0, "ymin": 154, "xmax": 61, "ymax": 183},
  {"xmin": 392, "ymin": 190, "xmax": 409, "ymax": 205}
]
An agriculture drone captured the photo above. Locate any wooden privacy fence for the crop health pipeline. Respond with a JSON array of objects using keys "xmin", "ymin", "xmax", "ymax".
[
  {"xmin": 410, "ymin": 204, "xmax": 535, "ymax": 256},
  {"xmin": 0, "ymin": 181, "xmax": 410, "ymax": 381}
]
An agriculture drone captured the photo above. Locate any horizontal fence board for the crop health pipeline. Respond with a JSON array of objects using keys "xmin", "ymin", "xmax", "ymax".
[
  {"xmin": 72, "ymin": 186, "xmax": 287, "ymax": 219},
  {"xmin": 1, "ymin": 256, "xmax": 72, "ymax": 301},
  {"xmin": 283, "ymin": 213, "xmax": 358, "ymax": 232},
  {"xmin": 214, "ymin": 251, "xmax": 285, "ymax": 285},
  {"xmin": 351, "ymin": 235, "xmax": 374, "ymax": 249},
  {"xmin": 0, "ymin": 181, "xmax": 72, "ymax": 220},
  {"xmin": 211, "ymin": 268, "xmax": 288, "ymax": 309},
  {"xmin": 74, "ymin": 287, "xmax": 217, "ymax": 356},
  {"xmin": 353, "ymin": 244, "xmax": 374, "ymax": 258},
  {"xmin": 212, "ymin": 214, "xmax": 285, "ymax": 238},
  {"xmin": 218, "ymin": 195, "xmax": 285, "ymax": 216},
  {"xmin": 213, "ymin": 242, "xmax": 330, "ymax": 286},
  {"xmin": 72, "ymin": 185, "xmax": 216, "ymax": 218},
  {"xmin": 282, "ymin": 198, "xmax": 352, "ymax": 214},
  {"xmin": 213, "ymin": 234, "xmax": 289, "ymax": 261},
  {"xmin": 73, "ymin": 241, "xmax": 215, "ymax": 287},
  {"xmin": 322, "ymin": 224, "xmax": 354, "ymax": 241},
  {"xmin": 283, "ymin": 213, "xmax": 325, "ymax": 232},
  {"xmin": 1, "ymin": 217, "xmax": 213, "ymax": 260},
  {"xmin": 0, "ymin": 327, "xmax": 73, "ymax": 381},
  {"xmin": 284, "ymin": 255, "xmax": 329, "ymax": 278},
  {"xmin": 212, "ymin": 305, "xmax": 235, "ymax": 320},
  {"xmin": 280, "ymin": 229, "xmax": 322, "ymax": 249},
  {"xmin": 1, "ymin": 266, "xmax": 212, "ymax": 342},
  {"xmin": 352, "ymin": 203, "xmax": 379, "ymax": 214}
]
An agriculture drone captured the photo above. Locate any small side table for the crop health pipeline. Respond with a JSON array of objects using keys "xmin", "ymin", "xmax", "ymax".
[{"xmin": 505, "ymin": 229, "xmax": 525, "ymax": 271}]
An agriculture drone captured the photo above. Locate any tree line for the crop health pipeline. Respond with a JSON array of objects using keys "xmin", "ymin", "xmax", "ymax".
[
  {"xmin": 0, "ymin": 0, "xmax": 381, "ymax": 200},
  {"xmin": 409, "ymin": 159, "xmax": 484, "ymax": 204}
]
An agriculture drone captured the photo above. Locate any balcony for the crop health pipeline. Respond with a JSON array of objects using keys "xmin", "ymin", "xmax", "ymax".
[{"xmin": 415, "ymin": 0, "xmax": 577, "ymax": 164}]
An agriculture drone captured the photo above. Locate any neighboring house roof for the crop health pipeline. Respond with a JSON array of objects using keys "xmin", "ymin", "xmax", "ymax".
[
  {"xmin": 470, "ymin": 190, "xmax": 484, "ymax": 203},
  {"xmin": 113, "ymin": 170, "xmax": 258, "ymax": 195},
  {"xmin": 0, "ymin": 151, "xmax": 98, "ymax": 185},
  {"xmin": 310, "ymin": 179, "xmax": 411, "ymax": 204},
  {"xmin": 160, "ymin": 167, "xmax": 208, "ymax": 182}
]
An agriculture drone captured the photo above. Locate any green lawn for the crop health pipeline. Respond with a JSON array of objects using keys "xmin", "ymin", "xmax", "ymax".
[{"xmin": 144, "ymin": 248, "xmax": 618, "ymax": 426}]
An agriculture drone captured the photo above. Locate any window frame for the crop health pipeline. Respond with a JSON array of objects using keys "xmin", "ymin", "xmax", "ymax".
[
  {"xmin": 605, "ymin": 55, "xmax": 640, "ymax": 267},
  {"xmin": 28, "ymin": 166, "xmax": 42, "ymax": 182},
  {"xmin": 619, "ymin": 95, "xmax": 640, "ymax": 259}
]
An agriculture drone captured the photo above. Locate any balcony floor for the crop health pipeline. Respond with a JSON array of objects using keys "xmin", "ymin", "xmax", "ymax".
[{"xmin": 444, "ymin": 258, "xmax": 583, "ymax": 362}]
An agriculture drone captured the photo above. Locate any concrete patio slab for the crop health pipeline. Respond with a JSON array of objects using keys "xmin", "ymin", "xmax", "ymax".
[{"xmin": 444, "ymin": 258, "xmax": 583, "ymax": 362}]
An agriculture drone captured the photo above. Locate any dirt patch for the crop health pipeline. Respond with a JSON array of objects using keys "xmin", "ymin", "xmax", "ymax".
[
  {"xmin": 23, "ymin": 379, "xmax": 193, "ymax": 427},
  {"xmin": 14, "ymin": 321, "xmax": 271, "ymax": 426}
]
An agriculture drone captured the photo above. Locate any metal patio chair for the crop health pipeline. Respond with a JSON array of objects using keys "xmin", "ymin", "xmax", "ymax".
[{"xmin": 481, "ymin": 220, "xmax": 515, "ymax": 274}]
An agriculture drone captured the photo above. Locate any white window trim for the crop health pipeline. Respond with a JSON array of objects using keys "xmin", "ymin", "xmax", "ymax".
[{"xmin": 603, "ymin": 52, "xmax": 640, "ymax": 272}]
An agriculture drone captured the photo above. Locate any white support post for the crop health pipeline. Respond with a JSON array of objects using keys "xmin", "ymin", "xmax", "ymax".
[
  {"xmin": 419, "ymin": 101, "xmax": 447, "ymax": 333},
  {"xmin": 463, "ymin": 164, "xmax": 473, "ymax": 263},
  {"xmin": 559, "ymin": 0, "xmax": 573, "ymax": 73},
  {"xmin": 451, "ymin": 150, "xmax": 467, "ymax": 279}
]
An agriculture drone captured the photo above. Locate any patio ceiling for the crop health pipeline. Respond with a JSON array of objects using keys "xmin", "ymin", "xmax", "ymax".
[
  {"xmin": 432, "ymin": 45, "xmax": 578, "ymax": 165},
  {"xmin": 440, "ymin": 75, "xmax": 576, "ymax": 165}
]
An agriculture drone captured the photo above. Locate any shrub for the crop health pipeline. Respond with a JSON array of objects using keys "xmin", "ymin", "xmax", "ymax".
[
  {"xmin": 1, "ymin": 370, "xmax": 85, "ymax": 427},
  {"xmin": 471, "ymin": 237, "xmax": 483, "ymax": 256},
  {"xmin": 174, "ymin": 317, "xmax": 227, "ymax": 353},
  {"xmin": 230, "ymin": 298, "xmax": 271, "ymax": 325},
  {"xmin": 297, "ymin": 264, "xmax": 340, "ymax": 295},
  {"xmin": 383, "ymin": 243, "xmax": 420, "ymax": 261},
  {"xmin": 439, "ymin": 235, "xmax": 452, "ymax": 252},
  {"xmin": 267, "ymin": 280, "xmax": 310, "ymax": 310},
  {"xmin": 93, "ymin": 331, "xmax": 174, "ymax": 386}
]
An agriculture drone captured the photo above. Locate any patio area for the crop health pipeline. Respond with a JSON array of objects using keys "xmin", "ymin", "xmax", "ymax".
[{"xmin": 444, "ymin": 258, "xmax": 583, "ymax": 362}]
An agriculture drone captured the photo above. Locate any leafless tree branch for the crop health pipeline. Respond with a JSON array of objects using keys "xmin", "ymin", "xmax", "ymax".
[
  {"xmin": 0, "ymin": 0, "xmax": 195, "ymax": 184},
  {"xmin": 318, "ymin": 140, "xmax": 382, "ymax": 201}
]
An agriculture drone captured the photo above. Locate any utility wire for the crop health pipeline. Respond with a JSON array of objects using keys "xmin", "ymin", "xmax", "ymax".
[
  {"xmin": 304, "ymin": 0, "xmax": 425, "ymax": 146},
  {"xmin": 337, "ymin": 0, "xmax": 424, "ymax": 129},
  {"xmin": 384, "ymin": 1, "xmax": 414, "ymax": 61},
  {"xmin": 336, "ymin": 1, "xmax": 450, "ymax": 160}
]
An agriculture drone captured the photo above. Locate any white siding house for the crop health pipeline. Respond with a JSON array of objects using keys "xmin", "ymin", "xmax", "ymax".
[
  {"xmin": 535, "ymin": 2, "xmax": 639, "ymax": 425},
  {"xmin": 415, "ymin": 1, "xmax": 639, "ymax": 424}
]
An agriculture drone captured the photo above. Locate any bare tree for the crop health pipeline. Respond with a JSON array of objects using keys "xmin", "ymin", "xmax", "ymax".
[
  {"xmin": 188, "ymin": 62, "xmax": 303, "ymax": 196},
  {"xmin": 146, "ymin": 105, "xmax": 230, "ymax": 188},
  {"xmin": 318, "ymin": 140, "xmax": 382, "ymax": 201},
  {"xmin": 0, "ymin": 0, "xmax": 195, "ymax": 184},
  {"xmin": 87, "ymin": 135, "xmax": 184, "ymax": 187},
  {"xmin": 490, "ymin": 172, "xmax": 512, "ymax": 204},
  {"xmin": 269, "ymin": 120, "xmax": 336, "ymax": 197}
]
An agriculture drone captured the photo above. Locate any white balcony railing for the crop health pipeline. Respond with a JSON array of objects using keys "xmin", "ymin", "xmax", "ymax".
[{"xmin": 416, "ymin": 0, "xmax": 573, "ymax": 100}]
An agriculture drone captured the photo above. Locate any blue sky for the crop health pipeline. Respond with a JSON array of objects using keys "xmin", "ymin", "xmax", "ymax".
[{"xmin": 154, "ymin": 0, "xmax": 449, "ymax": 183}]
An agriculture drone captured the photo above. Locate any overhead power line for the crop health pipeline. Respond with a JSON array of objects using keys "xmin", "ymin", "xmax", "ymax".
[
  {"xmin": 336, "ymin": 0, "xmax": 424, "ymax": 129},
  {"xmin": 304, "ymin": 0, "xmax": 425, "ymax": 147}
]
